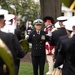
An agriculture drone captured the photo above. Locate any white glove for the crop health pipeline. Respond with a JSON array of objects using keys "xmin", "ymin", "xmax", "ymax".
[{"xmin": 25, "ymin": 35, "xmax": 29, "ymax": 40}]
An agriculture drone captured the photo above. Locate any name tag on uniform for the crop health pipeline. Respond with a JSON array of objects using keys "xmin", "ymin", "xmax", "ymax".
[{"xmin": 41, "ymin": 35, "xmax": 45, "ymax": 40}]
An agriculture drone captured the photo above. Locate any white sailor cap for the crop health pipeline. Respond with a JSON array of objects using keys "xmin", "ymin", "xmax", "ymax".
[
  {"xmin": 54, "ymin": 22, "xmax": 60, "ymax": 28},
  {"xmin": 57, "ymin": 16, "xmax": 68, "ymax": 22},
  {"xmin": 0, "ymin": 9, "xmax": 8, "ymax": 19},
  {"xmin": 0, "ymin": 9, "xmax": 8, "ymax": 15},
  {"xmin": 4, "ymin": 14, "xmax": 15, "ymax": 21},
  {"xmin": 33, "ymin": 19, "xmax": 43, "ymax": 25},
  {"xmin": 63, "ymin": 16, "xmax": 75, "ymax": 27},
  {"xmin": 63, "ymin": 17, "xmax": 75, "ymax": 31},
  {"xmin": 65, "ymin": 24, "xmax": 72, "ymax": 31},
  {"xmin": 68, "ymin": 16, "xmax": 75, "ymax": 26}
]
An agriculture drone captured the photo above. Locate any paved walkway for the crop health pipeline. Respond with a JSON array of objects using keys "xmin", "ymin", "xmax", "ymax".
[{"xmin": 21, "ymin": 52, "xmax": 32, "ymax": 62}]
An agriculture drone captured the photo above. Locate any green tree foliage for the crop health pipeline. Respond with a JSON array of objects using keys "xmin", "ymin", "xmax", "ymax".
[{"xmin": 0, "ymin": 0, "xmax": 40, "ymax": 21}]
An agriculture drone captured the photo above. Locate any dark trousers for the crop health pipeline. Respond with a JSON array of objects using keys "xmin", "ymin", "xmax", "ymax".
[
  {"xmin": 32, "ymin": 56, "xmax": 46, "ymax": 75},
  {"xmin": 15, "ymin": 59, "xmax": 20, "ymax": 75},
  {"xmin": 0, "ymin": 68, "xmax": 5, "ymax": 75}
]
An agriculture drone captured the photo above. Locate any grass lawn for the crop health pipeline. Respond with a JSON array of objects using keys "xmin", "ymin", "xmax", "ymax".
[{"xmin": 19, "ymin": 62, "xmax": 48, "ymax": 75}]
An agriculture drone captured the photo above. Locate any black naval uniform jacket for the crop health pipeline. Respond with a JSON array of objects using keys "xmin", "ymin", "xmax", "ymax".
[
  {"xmin": 15, "ymin": 28, "xmax": 22, "ymax": 41},
  {"xmin": 0, "ymin": 31, "xmax": 25, "ymax": 75},
  {"xmin": 50, "ymin": 28, "xmax": 67, "ymax": 59},
  {"xmin": 0, "ymin": 31, "xmax": 25, "ymax": 64},
  {"xmin": 28, "ymin": 30, "xmax": 51, "ymax": 75},
  {"xmin": 55, "ymin": 35, "xmax": 68, "ymax": 59},
  {"xmin": 51, "ymin": 28, "xmax": 67, "ymax": 46},
  {"xmin": 0, "ymin": 31, "xmax": 24, "ymax": 58},
  {"xmin": 28, "ymin": 30, "xmax": 51, "ymax": 56},
  {"xmin": 54, "ymin": 34, "xmax": 75, "ymax": 75}
]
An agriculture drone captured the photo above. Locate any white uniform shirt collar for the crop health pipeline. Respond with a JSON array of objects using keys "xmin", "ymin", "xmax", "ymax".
[{"xmin": 36, "ymin": 30, "xmax": 40, "ymax": 34}]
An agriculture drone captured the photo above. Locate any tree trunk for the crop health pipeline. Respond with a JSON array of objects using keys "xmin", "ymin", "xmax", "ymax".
[{"xmin": 40, "ymin": 0, "xmax": 61, "ymax": 22}]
